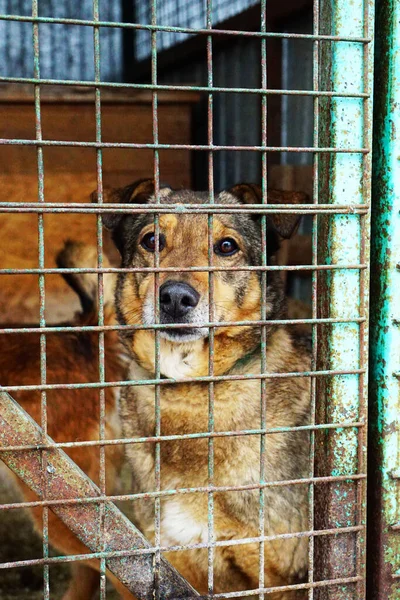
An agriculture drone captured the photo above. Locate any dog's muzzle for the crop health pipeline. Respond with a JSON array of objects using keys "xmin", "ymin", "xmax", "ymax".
[
  {"xmin": 145, "ymin": 280, "xmax": 207, "ymax": 342},
  {"xmin": 159, "ymin": 281, "xmax": 200, "ymax": 324}
]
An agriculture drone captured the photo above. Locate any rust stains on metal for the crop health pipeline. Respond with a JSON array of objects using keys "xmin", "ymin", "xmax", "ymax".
[
  {"xmin": 368, "ymin": 0, "xmax": 400, "ymax": 596},
  {"xmin": 0, "ymin": 389, "xmax": 199, "ymax": 599}
]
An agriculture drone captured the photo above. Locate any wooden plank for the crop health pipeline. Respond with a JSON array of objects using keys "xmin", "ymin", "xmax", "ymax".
[
  {"xmin": 0, "ymin": 84, "xmax": 201, "ymax": 105},
  {"xmin": 0, "ymin": 104, "xmax": 194, "ymax": 181},
  {"xmin": 0, "ymin": 104, "xmax": 194, "ymax": 143}
]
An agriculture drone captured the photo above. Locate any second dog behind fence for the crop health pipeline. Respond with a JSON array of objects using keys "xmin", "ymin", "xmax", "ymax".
[{"xmin": 0, "ymin": 242, "xmax": 133, "ymax": 600}]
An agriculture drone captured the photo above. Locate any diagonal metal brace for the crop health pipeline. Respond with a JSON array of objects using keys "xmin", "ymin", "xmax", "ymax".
[{"xmin": 0, "ymin": 389, "xmax": 199, "ymax": 599}]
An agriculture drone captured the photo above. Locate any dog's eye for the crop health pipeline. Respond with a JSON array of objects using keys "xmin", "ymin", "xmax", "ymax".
[
  {"xmin": 214, "ymin": 237, "xmax": 239, "ymax": 256},
  {"xmin": 140, "ymin": 232, "xmax": 166, "ymax": 252}
]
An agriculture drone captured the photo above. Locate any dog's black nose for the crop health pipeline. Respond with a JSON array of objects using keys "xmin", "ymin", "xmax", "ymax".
[{"xmin": 160, "ymin": 281, "xmax": 200, "ymax": 319}]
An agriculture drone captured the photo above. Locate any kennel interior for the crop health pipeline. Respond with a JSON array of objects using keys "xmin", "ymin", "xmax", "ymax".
[{"xmin": 0, "ymin": 0, "xmax": 399, "ymax": 598}]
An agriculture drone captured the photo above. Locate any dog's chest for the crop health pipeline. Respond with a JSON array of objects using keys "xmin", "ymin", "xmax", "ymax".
[{"xmin": 159, "ymin": 344, "xmax": 197, "ymax": 379}]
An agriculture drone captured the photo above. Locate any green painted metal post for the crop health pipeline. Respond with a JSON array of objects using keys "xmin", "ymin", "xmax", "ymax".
[
  {"xmin": 368, "ymin": 0, "xmax": 400, "ymax": 597},
  {"xmin": 315, "ymin": 0, "xmax": 373, "ymax": 597}
]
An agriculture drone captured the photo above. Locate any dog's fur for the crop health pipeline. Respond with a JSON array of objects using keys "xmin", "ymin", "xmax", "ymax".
[
  {"xmin": 100, "ymin": 179, "xmax": 311, "ymax": 599},
  {"xmin": 0, "ymin": 242, "xmax": 133, "ymax": 600}
]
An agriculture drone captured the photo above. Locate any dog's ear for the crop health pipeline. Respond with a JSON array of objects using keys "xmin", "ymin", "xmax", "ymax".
[
  {"xmin": 90, "ymin": 178, "xmax": 158, "ymax": 231},
  {"xmin": 228, "ymin": 183, "xmax": 308, "ymax": 240},
  {"xmin": 91, "ymin": 179, "xmax": 171, "ymax": 254}
]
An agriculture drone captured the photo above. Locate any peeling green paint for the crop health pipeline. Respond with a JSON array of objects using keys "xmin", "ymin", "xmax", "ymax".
[
  {"xmin": 315, "ymin": 0, "xmax": 373, "ymax": 595},
  {"xmin": 368, "ymin": 0, "xmax": 400, "ymax": 595}
]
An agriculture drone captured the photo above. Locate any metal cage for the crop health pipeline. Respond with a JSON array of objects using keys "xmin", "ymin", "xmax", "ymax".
[{"xmin": 0, "ymin": 0, "xmax": 398, "ymax": 598}]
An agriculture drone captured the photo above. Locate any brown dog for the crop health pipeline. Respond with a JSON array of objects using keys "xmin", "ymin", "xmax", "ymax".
[
  {"xmin": 99, "ymin": 179, "xmax": 311, "ymax": 599},
  {"xmin": 0, "ymin": 242, "xmax": 133, "ymax": 600}
]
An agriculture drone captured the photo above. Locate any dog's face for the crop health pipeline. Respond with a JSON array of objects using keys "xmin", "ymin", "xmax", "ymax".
[
  {"xmin": 130, "ymin": 208, "xmax": 259, "ymax": 343},
  {"xmin": 96, "ymin": 180, "xmax": 305, "ymax": 366}
]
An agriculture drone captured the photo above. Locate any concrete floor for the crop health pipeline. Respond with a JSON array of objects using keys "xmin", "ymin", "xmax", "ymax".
[{"xmin": 0, "ymin": 463, "xmax": 121, "ymax": 600}]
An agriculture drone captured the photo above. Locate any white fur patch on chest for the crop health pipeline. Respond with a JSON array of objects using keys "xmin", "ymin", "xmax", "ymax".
[
  {"xmin": 161, "ymin": 500, "xmax": 207, "ymax": 546},
  {"xmin": 159, "ymin": 344, "xmax": 195, "ymax": 379},
  {"xmin": 129, "ymin": 343, "xmax": 198, "ymax": 380}
]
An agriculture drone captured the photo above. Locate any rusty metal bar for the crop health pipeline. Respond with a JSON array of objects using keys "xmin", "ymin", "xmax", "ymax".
[
  {"xmin": 31, "ymin": 0, "xmax": 50, "ymax": 594},
  {"xmin": 0, "ymin": 388, "xmax": 199, "ymax": 599},
  {"xmin": 259, "ymin": 0, "xmax": 268, "ymax": 594},
  {"xmin": 205, "ymin": 578, "xmax": 363, "ymax": 598},
  {"xmin": 0, "ymin": 421, "xmax": 366, "ymax": 455},
  {"xmin": 0, "ymin": 202, "xmax": 371, "ymax": 213},
  {"xmin": 309, "ymin": 0, "xmax": 321, "ymax": 595},
  {"xmin": 0, "ymin": 13, "xmax": 372, "ymax": 43},
  {"xmin": 0, "ymin": 525, "xmax": 366, "ymax": 570},
  {"xmin": 0, "ymin": 265, "xmax": 368, "ymax": 275},
  {"xmin": 92, "ymin": 0, "xmax": 107, "ymax": 594},
  {"xmin": 0, "ymin": 473, "xmax": 368, "ymax": 513},
  {"xmin": 0, "ymin": 318, "xmax": 367, "ymax": 336},
  {"xmin": 315, "ymin": 0, "xmax": 373, "ymax": 598},
  {"xmin": 0, "ymin": 367, "xmax": 367, "ymax": 394},
  {"xmin": 356, "ymin": 0, "xmax": 374, "ymax": 595},
  {"xmin": 0, "ymin": 77, "xmax": 371, "ymax": 97},
  {"xmin": 0, "ymin": 139, "xmax": 370, "ymax": 152},
  {"xmin": 205, "ymin": 0, "xmax": 216, "ymax": 594},
  {"xmin": 367, "ymin": 0, "xmax": 400, "ymax": 595},
  {"xmin": 150, "ymin": 0, "xmax": 162, "ymax": 595}
]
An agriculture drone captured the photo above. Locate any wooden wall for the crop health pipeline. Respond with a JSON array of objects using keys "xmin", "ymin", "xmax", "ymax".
[{"xmin": 0, "ymin": 86, "xmax": 199, "ymax": 323}]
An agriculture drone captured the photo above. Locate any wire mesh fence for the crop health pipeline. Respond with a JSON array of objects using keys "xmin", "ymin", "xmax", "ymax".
[{"xmin": 0, "ymin": 0, "xmax": 373, "ymax": 598}]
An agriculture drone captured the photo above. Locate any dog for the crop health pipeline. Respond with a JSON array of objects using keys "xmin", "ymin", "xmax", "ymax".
[
  {"xmin": 98, "ymin": 179, "xmax": 311, "ymax": 599},
  {"xmin": 0, "ymin": 241, "xmax": 133, "ymax": 600}
]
